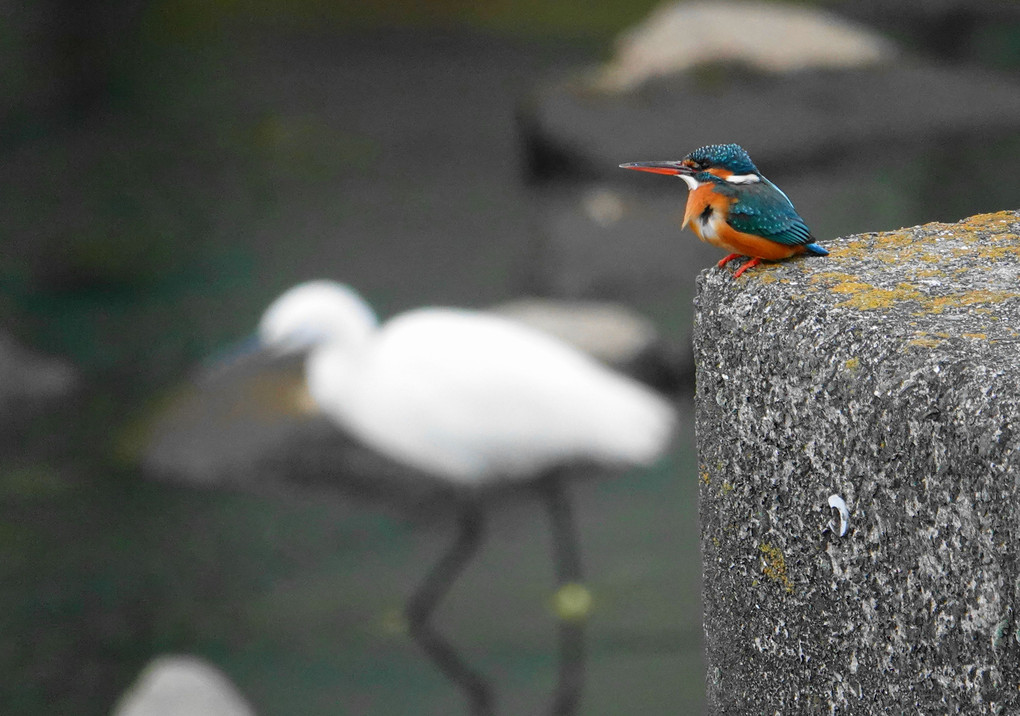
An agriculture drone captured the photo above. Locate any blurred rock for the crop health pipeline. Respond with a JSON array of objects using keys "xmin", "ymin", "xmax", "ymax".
[
  {"xmin": 490, "ymin": 296, "xmax": 688, "ymax": 392},
  {"xmin": 595, "ymin": 0, "xmax": 896, "ymax": 92},
  {"xmin": 527, "ymin": 186, "xmax": 715, "ymax": 295},
  {"xmin": 137, "ymin": 353, "xmax": 452, "ymax": 511},
  {"xmin": 521, "ymin": 63, "xmax": 1020, "ymax": 184},
  {"xmin": 111, "ymin": 655, "xmax": 254, "ymax": 716},
  {"xmin": 0, "ymin": 330, "xmax": 77, "ymax": 410},
  {"xmin": 495, "ymin": 298, "xmax": 658, "ymax": 365}
]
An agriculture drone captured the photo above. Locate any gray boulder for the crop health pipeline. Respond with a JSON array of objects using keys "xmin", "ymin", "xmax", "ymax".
[{"xmin": 0, "ymin": 330, "xmax": 76, "ymax": 412}]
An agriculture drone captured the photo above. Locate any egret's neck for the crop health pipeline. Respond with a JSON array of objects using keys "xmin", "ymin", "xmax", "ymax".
[{"xmin": 305, "ymin": 341, "xmax": 365, "ymax": 420}]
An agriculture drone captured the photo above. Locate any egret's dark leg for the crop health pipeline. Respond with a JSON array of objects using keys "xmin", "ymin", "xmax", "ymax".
[
  {"xmin": 406, "ymin": 505, "xmax": 495, "ymax": 716},
  {"xmin": 542, "ymin": 475, "xmax": 587, "ymax": 716}
]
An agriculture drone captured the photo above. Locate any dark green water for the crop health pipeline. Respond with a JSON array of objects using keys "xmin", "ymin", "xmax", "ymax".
[{"xmin": 0, "ymin": 28, "xmax": 704, "ymax": 715}]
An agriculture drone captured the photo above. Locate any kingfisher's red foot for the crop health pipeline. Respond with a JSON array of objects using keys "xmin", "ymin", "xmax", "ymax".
[
  {"xmin": 731, "ymin": 257, "xmax": 762, "ymax": 279},
  {"xmin": 716, "ymin": 253, "xmax": 742, "ymax": 268}
]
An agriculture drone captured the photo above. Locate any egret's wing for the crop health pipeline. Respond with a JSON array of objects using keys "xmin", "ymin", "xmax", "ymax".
[{"xmin": 350, "ymin": 309, "xmax": 675, "ymax": 481}]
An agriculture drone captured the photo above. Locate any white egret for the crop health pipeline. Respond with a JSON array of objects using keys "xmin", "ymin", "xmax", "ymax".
[
  {"xmin": 112, "ymin": 654, "xmax": 254, "ymax": 716},
  {"xmin": 256, "ymin": 280, "xmax": 677, "ymax": 716}
]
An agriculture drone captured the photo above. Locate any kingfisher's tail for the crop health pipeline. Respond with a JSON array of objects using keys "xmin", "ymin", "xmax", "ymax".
[{"xmin": 804, "ymin": 243, "xmax": 828, "ymax": 256}]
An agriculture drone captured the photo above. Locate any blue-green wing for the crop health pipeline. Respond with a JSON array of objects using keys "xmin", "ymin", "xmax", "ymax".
[{"xmin": 725, "ymin": 179, "xmax": 815, "ymax": 246}]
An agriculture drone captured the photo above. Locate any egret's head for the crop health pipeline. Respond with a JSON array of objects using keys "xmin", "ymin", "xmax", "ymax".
[{"xmin": 259, "ymin": 280, "xmax": 379, "ymax": 355}]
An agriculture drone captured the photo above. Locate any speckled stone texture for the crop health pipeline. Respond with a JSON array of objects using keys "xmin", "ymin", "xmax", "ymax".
[{"xmin": 695, "ymin": 210, "xmax": 1020, "ymax": 713}]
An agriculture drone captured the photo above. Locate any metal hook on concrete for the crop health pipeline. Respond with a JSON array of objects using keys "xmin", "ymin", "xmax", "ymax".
[{"xmin": 825, "ymin": 494, "xmax": 850, "ymax": 537}]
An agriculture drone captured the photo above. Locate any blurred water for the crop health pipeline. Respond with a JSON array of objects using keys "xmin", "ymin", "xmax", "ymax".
[{"xmin": 0, "ymin": 26, "xmax": 703, "ymax": 715}]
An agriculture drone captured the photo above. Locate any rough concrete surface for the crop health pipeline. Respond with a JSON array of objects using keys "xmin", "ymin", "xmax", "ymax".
[{"xmin": 695, "ymin": 210, "xmax": 1020, "ymax": 713}]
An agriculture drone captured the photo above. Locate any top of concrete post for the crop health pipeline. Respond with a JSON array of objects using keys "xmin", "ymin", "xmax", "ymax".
[
  {"xmin": 694, "ymin": 209, "xmax": 1020, "ymax": 713},
  {"xmin": 699, "ymin": 209, "xmax": 1020, "ymax": 372}
]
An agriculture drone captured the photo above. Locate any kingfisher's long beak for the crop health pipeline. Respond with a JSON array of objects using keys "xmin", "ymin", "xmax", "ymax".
[{"xmin": 619, "ymin": 160, "xmax": 692, "ymax": 176}]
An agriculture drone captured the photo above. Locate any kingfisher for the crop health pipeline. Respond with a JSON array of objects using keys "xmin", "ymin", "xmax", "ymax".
[{"xmin": 620, "ymin": 143, "xmax": 827, "ymax": 278}]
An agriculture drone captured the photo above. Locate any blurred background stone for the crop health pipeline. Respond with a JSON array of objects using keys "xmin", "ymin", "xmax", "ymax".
[
  {"xmin": 0, "ymin": 330, "xmax": 76, "ymax": 411},
  {"xmin": 594, "ymin": 0, "xmax": 897, "ymax": 92}
]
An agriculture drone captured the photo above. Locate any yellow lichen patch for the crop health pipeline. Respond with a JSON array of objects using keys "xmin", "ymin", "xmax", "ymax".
[
  {"xmin": 901, "ymin": 248, "xmax": 939, "ymax": 263},
  {"xmin": 845, "ymin": 356, "xmax": 860, "ymax": 372},
  {"xmin": 720, "ymin": 480, "xmax": 734, "ymax": 495},
  {"xmin": 837, "ymin": 238, "xmax": 872, "ymax": 255},
  {"xmin": 837, "ymin": 284, "xmax": 923, "ymax": 311},
  {"xmin": 912, "ymin": 267, "xmax": 947, "ymax": 278},
  {"xmin": 957, "ymin": 211, "xmax": 1019, "ymax": 234},
  {"xmin": 872, "ymin": 230, "xmax": 915, "ymax": 249},
  {"xmin": 759, "ymin": 543, "xmax": 793, "ymax": 594},
  {"xmin": 700, "ymin": 471, "xmax": 710, "ymax": 485},
  {"xmin": 907, "ymin": 337, "xmax": 942, "ymax": 348},
  {"xmin": 829, "ymin": 211, "xmax": 1019, "ymax": 266},
  {"xmin": 923, "ymin": 290, "xmax": 1020, "ymax": 314},
  {"xmin": 974, "ymin": 245, "xmax": 1020, "ymax": 261},
  {"xmin": 810, "ymin": 271, "xmax": 859, "ymax": 284},
  {"xmin": 808, "ymin": 270, "xmax": 926, "ymax": 311},
  {"xmin": 829, "ymin": 281, "xmax": 873, "ymax": 294},
  {"xmin": 950, "ymin": 240, "xmax": 1020, "ymax": 261},
  {"xmin": 962, "ymin": 333, "xmax": 987, "ymax": 340}
]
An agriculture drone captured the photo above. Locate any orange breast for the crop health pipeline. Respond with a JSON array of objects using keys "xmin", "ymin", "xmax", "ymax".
[
  {"xmin": 682, "ymin": 185, "xmax": 725, "ymax": 231},
  {"xmin": 683, "ymin": 187, "xmax": 802, "ymax": 261},
  {"xmin": 714, "ymin": 225, "xmax": 804, "ymax": 260}
]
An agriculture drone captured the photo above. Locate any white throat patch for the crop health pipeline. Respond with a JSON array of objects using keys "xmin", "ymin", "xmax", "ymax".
[
  {"xmin": 678, "ymin": 174, "xmax": 700, "ymax": 190},
  {"xmin": 725, "ymin": 173, "xmax": 760, "ymax": 184}
]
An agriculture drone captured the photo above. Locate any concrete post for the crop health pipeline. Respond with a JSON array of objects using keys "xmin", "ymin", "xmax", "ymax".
[{"xmin": 695, "ymin": 210, "xmax": 1020, "ymax": 713}]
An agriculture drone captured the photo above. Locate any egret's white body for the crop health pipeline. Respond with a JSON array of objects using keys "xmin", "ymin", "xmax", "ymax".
[
  {"xmin": 259, "ymin": 281, "xmax": 676, "ymax": 485},
  {"xmin": 112, "ymin": 655, "xmax": 254, "ymax": 716},
  {"xmin": 256, "ymin": 280, "xmax": 676, "ymax": 715}
]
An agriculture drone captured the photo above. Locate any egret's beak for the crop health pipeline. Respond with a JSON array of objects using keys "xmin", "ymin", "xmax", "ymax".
[
  {"xmin": 619, "ymin": 160, "xmax": 693, "ymax": 176},
  {"xmin": 203, "ymin": 333, "xmax": 261, "ymax": 370},
  {"xmin": 197, "ymin": 332, "xmax": 286, "ymax": 384}
]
